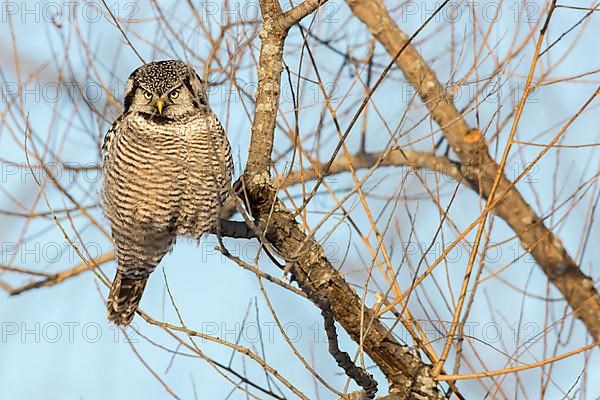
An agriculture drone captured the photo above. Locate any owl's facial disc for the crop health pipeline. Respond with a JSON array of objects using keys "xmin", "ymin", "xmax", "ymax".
[
  {"xmin": 139, "ymin": 85, "xmax": 196, "ymax": 118},
  {"xmin": 155, "ymin": 86, "xmax": 184, "ymax": 115},
  {"xmin": 123, "ymin": 60, "xmax": 208, "ymax": 120}
]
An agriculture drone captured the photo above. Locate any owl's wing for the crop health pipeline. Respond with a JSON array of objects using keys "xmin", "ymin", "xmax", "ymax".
[
  {"xmin": 208, "ymin": 113, "xmax": 234, "ymax": 208},
  {"xmin": 102, "ymin": 116, "xmax": 124, "ymax": 160},
  {"xmin": 211, "ymin": 112, "xmax": 234, "ymax": 178}
]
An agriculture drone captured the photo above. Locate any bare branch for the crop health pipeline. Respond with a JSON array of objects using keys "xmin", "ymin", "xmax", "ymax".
[
  {"xmin": 346, "ymin": 0, "xmax": 600, "ymax": 341},
  {"xmin": 277, "ymin": 149, "xmax": 463, "ymax": 187},
  {"xmin": 281, "ymin": 0, "xmax": 328, "ymax": 28},
  {"xmin": 7, "ymin": 252, "xmax": 114, "ymax": 295},
  {"xmin": 236, "ymin": 0, "xmax": 445, "ymax": 397}
]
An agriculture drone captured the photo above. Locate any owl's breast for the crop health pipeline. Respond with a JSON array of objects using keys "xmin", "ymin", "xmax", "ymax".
[
  {"xmin": 102, "ymin": 114, "xmax": 185, "ymax": 233},
  {"xmin": 103, "ymin": 112, "xmax": 231, "ymax": 239},
  {"xmin": 176, "ymin": 114, "xmax": 232, "ymax": 237}
]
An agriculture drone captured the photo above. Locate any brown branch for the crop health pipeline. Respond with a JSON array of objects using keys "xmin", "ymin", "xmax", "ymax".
[
  {"xmin": 241, "ymin": 180, "xmax": 443, "ymax": 398},
  {"xmin": 346, "ymin": 0, "xmax": 600, "ymax": 340},
  {"xmin": 7, "ymin": 252, "xmax": 114, "ymax": 295},
  {"xmin": 221, "ymin": 149, "xmax": 463, "ymax": 220},
  {"xmin": 277, "ymin": 149, "xmax": 464, "ymax": 187},
  {"xmin": 341, "ymin": 393, "xmax": 420, "ymax": 400},
  {"xmin": 211, "ymin": 219, "xmax": 256, "ymax": 239},
  {"xmin": 240, "ymin": 0, "xmax": 444, "ymax": 397},
  {"xmin": 291, "ymin": 267, "xmax": 378, "ymax": 398},
  {"xmin": 245, "ymin": 1, "xmax": 285, "ymax": 173},
  {"xmin": 281, "ymin": 0, "xmax": 328, "ymax": 28}
]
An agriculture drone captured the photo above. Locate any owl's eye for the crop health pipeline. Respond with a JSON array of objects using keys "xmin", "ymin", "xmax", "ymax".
[
  {"xmin": 169, "ymin": 89, "xmax": 180, "ymax": 100},
  {"xmin": 143, "ymin": 90, "xmax": 153, "ymax": 100}
]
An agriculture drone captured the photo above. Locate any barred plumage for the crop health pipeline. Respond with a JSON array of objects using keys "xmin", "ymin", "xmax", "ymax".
[{"xmin": 102, "ymin": 60, "xmax": 233, "ymax": 325}]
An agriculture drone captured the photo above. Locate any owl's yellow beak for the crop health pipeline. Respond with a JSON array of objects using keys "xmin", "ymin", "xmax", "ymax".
[{"xmin": 156, "ymin": 99, "xmax": 164, "ymax": 114}]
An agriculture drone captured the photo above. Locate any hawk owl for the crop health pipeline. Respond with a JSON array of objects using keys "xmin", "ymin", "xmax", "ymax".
[{"xmin": 102, "ymin": 60, "xmax": 233, "ymax": 325}]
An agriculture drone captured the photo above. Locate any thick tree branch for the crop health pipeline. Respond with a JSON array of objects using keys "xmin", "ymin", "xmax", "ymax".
[
  {"xmin": 212, "ymin": 219, "xmax": 256, "ymax": 239},
  {"xmin": 346, "ymin": 0, "xmax": 600, "ymax": 340},
  {"xmin": 246, "ymin": 0, "xmax": 328, "ymax": 173},
  {"xmin": 240, "ymin": 0, "xmax": 444, "ymax": 397},
  {"xmin": 241, "ymin": 180, "xmax": 442, "ymax": 398}
]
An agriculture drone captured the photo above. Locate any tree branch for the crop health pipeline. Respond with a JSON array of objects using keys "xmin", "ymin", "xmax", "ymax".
[
  {"xmin": 212, "ymin": 219, "xmax": 256, "ymax": 239},
  {"xmin": 277, "ymin": 149, "xmax": 463, "ymax": 187},
  {"xmin": 346, "ymin": 0, "xmax": 600, "ymax": 340},
  {"xmin": 281, "ymin": 0, "xmax": 328, "ymax": 28},
  {"xmin": 239, "ymin": 0, "xmax": 444, "ymax": 397},
  {"xmin": 7, "ymin": 252, "xmax": 114, "ymax": 295}
]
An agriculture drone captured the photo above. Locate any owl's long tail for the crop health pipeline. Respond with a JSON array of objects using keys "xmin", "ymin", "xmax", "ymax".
[{"xmin": 107, "ymin": 272, "xmax": 148, "ymax": 326}]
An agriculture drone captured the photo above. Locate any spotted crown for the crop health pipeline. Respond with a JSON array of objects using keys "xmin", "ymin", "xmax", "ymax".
[{"xmin": 131, "ymin": 60, "xmax": 192, "ymax": 95}]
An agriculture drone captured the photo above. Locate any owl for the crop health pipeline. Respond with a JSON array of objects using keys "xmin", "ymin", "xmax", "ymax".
[{"xmin": 102, "ymin": 60, "xmax": 233, "ymax": 325}]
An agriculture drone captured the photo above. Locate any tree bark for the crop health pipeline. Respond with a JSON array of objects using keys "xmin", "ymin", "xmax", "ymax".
[{"xmin": 346, "ymin": 0, "xmax": 600, "ymax": 341}]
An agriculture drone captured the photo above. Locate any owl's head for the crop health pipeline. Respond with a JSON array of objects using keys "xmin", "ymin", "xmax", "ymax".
[{"xmin": 123, "ymin": 60, "xmax": 208, "ymax": 119}]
